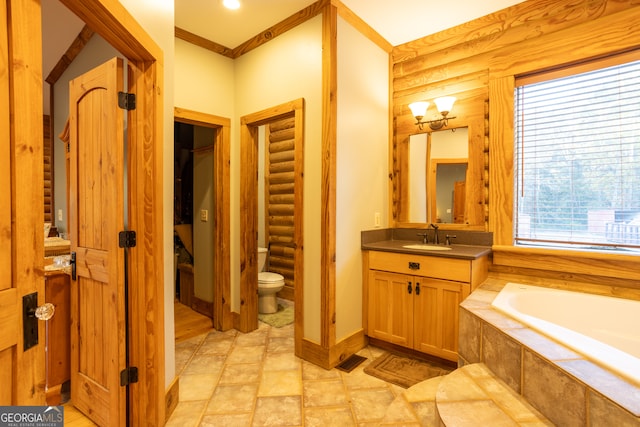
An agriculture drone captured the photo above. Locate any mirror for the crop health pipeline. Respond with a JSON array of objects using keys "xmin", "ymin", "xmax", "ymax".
[{"xmin": 407, "ymin": 127, "xmax": 468, "ymax": 224}]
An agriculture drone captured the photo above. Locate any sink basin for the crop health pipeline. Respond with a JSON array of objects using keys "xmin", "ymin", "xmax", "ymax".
[{"xmin": 402, "ymin": 244, "xmax": 452, "ymax": 251}]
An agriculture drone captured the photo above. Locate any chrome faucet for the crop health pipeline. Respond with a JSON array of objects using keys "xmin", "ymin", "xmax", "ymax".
[
  {"xmin": 417, "ymin": 232, "xmax": 429, "ymax": 244},
  {"xmin": 430, "ymin": 223, "xmax": 439, "ymax": 245}
]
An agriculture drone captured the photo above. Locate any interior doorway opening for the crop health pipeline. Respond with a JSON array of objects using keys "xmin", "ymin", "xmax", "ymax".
[
  {"xmin": 174, "ymin": 121, "xmax": 215, "ymax": 321},
  {"xmin": 174, "ymin": 107, "xmax": 233, "ymax": 332},
  {"xmin": 239, "ymin": 99, "xmax": 304, "ymax": 356}
]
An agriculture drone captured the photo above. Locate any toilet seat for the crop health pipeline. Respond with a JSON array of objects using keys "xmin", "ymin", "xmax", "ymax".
[
  {"xmin": 259, "ymin": 272, "xmax": 284, "ymax": 282},
  {"xmin": 258, "ymin": 272, "xmax": 285, "ymax": 289}
]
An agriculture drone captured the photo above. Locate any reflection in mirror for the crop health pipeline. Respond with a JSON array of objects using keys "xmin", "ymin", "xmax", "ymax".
[
  {"xmin": 407, "ymin": 127, "xmax": 468, "ymax": 224},
  {"xmin": 408, "ymin": 133, "xmax": 428, "ymax": 222},
  {"xmin": 434, "ymin": 162, "xmax": 467, "ymax": 223}
]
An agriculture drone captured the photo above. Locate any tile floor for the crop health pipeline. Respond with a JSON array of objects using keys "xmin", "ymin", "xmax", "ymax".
[{"xmin": 167, "ymin": 310, "xmax": 407, "ymax": 426}]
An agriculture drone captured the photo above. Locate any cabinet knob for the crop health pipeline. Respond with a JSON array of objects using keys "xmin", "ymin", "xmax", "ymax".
[
  {"xmin": 416, "ymin": 282, "xmax": 421, "ymax": 295},
  {"xmin": 407, "ymin": 281, "xmax": 412, "ymax": 294}
]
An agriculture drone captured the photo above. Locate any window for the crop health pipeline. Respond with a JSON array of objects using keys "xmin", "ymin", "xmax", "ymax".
[{"xmin": 514, "ymin": 55, "xmax": 640, "ymax": 251}]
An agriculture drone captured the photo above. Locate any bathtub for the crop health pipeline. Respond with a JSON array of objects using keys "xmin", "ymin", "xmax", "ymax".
[{"xmin": 492, "ymin": 282, "xmax": 640, "ymax": 385}]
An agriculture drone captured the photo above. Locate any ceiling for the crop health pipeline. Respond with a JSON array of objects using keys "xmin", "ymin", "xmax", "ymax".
[
  {"xmin": 175, "ymin": 0, "xmax": 528, "ymax": 49},
  {"xmin": 42, "ymin": 0, "xmax": 528, "ymax": 87}
]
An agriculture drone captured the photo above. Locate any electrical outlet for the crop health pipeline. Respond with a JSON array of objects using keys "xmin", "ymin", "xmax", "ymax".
[
  {"xmin": 374, "ymin": 212, "xmax": 381, "ymax": 227},
  {"xmin": 58, "ymin": 209, "xmax": 63, "ymax": 221},
  {"xmin": 200, "ymin": 209, "xmax": 208, "ymax": 222}
]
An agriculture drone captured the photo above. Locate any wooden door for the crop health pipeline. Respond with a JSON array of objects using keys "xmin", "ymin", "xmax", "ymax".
[
  {"xmin": 0, "ymin": 0, "xmax": 46, "ymax": 405},
  {"xmin": 453, "ymin": 180, "xmax": 466, "ymax": 224},
  {"xmin": 367, "ymin": 270, "xmax": 413, "ymax": 348},
  {"xmin": 414, "ymin": 277, "xmax": 462, "ymax": 361},
  {"xmin": 68, "ymin": 57, "xmax": 126, "ymax": 426}
]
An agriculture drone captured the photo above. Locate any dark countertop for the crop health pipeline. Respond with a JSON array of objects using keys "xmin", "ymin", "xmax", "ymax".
[{"xmin": 362, "ymin": 239, "xmax": 491, "ymax": 260}]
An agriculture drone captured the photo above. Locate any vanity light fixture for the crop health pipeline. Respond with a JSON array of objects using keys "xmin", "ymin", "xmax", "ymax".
[
  {"xmin": 409, "ymin": 96, "xmax": 457, "ymax": 130},
  {"xmin": 223, "ymin": 0, "xmax": 241, "ymax": 10}
]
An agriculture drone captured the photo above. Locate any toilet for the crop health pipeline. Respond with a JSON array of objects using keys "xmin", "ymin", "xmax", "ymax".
[{"xmin": 257, "ymin": 247, "xmax": 285, "ymax": 314}]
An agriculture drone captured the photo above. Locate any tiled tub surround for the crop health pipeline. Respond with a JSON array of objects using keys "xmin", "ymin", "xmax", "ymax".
[
  {"xmin": 459, "ymin": 279, "xmax": 640, "ymax": 427},
  {"xmin": 493, "ymin": 282, "xmax": 640, "ymax": 385}
]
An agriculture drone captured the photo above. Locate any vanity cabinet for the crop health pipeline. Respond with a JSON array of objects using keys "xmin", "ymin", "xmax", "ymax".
[{"xmin": 364, "ymin": 250, "xmax": 488, "ymax": 362}]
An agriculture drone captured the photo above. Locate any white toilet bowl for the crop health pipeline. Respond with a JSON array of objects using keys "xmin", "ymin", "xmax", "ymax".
[
  {"xmin": 257, "ymin": 247, "xmax": 285, "ymax": 314},
  {"xmin": 258, "ymin": 272, "xmax": 285, "ymax": 314}
]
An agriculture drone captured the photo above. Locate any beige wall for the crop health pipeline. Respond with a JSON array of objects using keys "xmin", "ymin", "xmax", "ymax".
[
  {"xmin": 175, "ymin": 16, "xmax": 324, "ymax": 341},
  {"xmin": 119, "ymin": 0, "xmax": 176, "ymax": 387},
  {"xmin": 193, "ymin": 126, "xmax": 215, "ymax": 302},
  {"xmin": 235, "ymin": 16, "xmax": 324, "ymax": 341},
  {"xmin": 173, "ymin": 10, "xmax": 392, "ymax": 345},
  {"xmin": 335, "ymin": 16, "xmax": 389, "ymax": 341},
  {"xmin": 174, "ymin": 38, "xmax": 236, "ymax": 117}
]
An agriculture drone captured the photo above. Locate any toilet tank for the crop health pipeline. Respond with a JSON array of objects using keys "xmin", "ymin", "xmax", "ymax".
[{"xmin": 258, "ymin": 247, "xmax": 268, "ymax": 272}]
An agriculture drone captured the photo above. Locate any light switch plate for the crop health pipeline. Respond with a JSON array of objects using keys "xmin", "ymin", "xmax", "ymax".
[{"xmin": 200, "ymin": 209, "xmax": 208, "ymax": 222}]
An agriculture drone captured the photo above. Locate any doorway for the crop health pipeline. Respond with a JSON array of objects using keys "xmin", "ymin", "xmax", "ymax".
[
  {"xmin": 174, "ymin": 121, "xmax": 215, "ymax": 320},
  {"xmin": 174, "ymin": 107, "xmax": 233, "ymax": 332},
  {"xmin": 259, "ymin": 116, "xmax": 298, "ymax": 302},
  {"xmin": 44, "ymin": 1, "xmax": 164, "ymax": 424},
  {"xmin": 239, "ymin": 99, "xmax": 304, "ymax": 355}
]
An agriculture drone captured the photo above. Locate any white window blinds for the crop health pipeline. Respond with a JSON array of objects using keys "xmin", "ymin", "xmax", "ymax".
[{"xmin": 514, "ymin": 57, "xmax": 640, "ymax": 251}]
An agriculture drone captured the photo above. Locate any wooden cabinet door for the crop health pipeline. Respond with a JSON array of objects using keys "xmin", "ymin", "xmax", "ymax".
[
  {"xmin": 367, "ymin": 270, "xmax": 413, "ymax": 348},
  {"xmin": 413, "ymin": 278, "xmax": 463, "ymax": 362}
]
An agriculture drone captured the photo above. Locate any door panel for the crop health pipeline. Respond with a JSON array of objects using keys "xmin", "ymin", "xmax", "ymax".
[
  {"xmin": 367, "ymin": 270, "xmax": 413, "ymax": 347},
  {"xmin": 414, "ymin": 278, "xmax": 462, "ymax": 361},
  {"xmin": 0, "ymin": 0, "xmax": 45, "ymax": 406},
  {"xmin": 69, "ymin": 57, "xmax": 125, "ymax": 426}
]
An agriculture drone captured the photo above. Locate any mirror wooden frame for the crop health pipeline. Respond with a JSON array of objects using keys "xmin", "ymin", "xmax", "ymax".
[{"xmin": 392, "ymin": 97, "xmax": 487, "ymax": 231}]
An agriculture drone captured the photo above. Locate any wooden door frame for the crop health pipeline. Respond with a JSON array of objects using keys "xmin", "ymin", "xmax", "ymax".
[
  {"xmin": 3, "ymin": 0, "xmax": 46, "ymax": 405},
  {"xmin": 56, "ymin": 1, "xmax": 165, "ymax": 424},
  {"xmin": 174, "ymin": 107, "xmax": 232, "ymax": 331},
  {"xmin": 239, "ymin": 99, "xmax": 304, "ymax": 351}
]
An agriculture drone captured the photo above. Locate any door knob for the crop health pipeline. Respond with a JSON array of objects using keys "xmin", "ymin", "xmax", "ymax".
[
  {"xmin": 23, "ymin": 293, "xmax": 56, "ymax": 351},
  {"xmin": 32, "ymin": 302, "xmax": 55, "ymax": 321}
]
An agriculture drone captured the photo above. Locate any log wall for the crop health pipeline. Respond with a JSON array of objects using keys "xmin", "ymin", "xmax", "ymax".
[
  {"xmin": 391, "ymin": 0, "xmax": 640, "ymax": 232},
  {"xmin": 43, "ymin": 115, "xmax": 52, "ymax": 224},
  {"xmin": 266, "ymin": 116, "xmax": 297, "ymax": 299},
  {"xmin": 392, "ymin": 0, "xmax": 640, "ymax": 287}
]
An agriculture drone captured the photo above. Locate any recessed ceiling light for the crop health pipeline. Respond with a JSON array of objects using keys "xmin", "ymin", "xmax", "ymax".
[{"xmin": 223, "ymin": 0, "xmax": 240, "ymax": 10}]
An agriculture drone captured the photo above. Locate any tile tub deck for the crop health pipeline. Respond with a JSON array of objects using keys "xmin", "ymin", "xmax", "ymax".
[{"xmin": 459, "ymin": 279, "xmax": 640, "ymax": 426}]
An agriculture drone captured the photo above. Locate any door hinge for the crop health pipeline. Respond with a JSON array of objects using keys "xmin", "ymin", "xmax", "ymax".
[
  {"xmin": 120, "ymin": 367, "xmax": 139, "ymax": 386},
  {"xmin": 118, "ymin": 91, "xmax": 136, "ymax": 110},
  {"xmin": 119, "ymin": 230, "xmax": 137, "ymax": 248}
]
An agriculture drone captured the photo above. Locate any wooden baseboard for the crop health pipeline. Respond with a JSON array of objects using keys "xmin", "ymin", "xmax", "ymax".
[
  {"xmin": 191, "ymin": 296, "xmax": 213, "ymax": 319},
  {"xmin": 165, "ymin": 376, "xmax": 179, "ymax": 422},
  {"xmin": 299, "ymin": 329, "xmax": 367, "ymax": 369}
]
